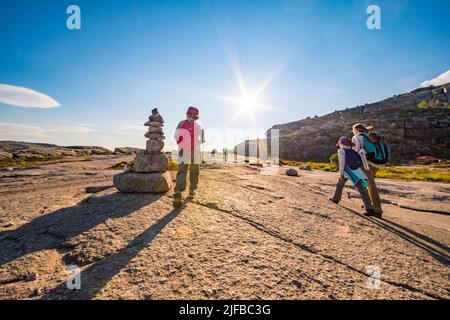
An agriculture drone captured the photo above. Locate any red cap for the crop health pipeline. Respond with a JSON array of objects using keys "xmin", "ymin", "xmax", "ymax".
[{"xmin": 186, "ymin": 106, "xmax": 199, "ymax": 117}]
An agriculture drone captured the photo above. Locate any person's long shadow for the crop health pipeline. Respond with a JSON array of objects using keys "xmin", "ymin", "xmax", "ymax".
[
  {"xmin": 43, "ymin": 205, "xmax": 185, "ymax": 300},
  {"xmin": 0, "ymin": 191, "xmax": 163, "ymax": 267},
  {"xmin": 342, "ymin": 205, "xmax": 450, "ymax": 266},
  {"xmin": 381, "ymin": 218, "xmax": 450, "ymax": 255}
]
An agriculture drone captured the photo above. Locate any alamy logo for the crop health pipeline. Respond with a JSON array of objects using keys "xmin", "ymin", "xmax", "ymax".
[
  {"xmin": 66, "ymin": 265, "xmax": 81, "ymax": 290},
  {"xmin": 66, "ymin": 5, "xmax": 81, "ymax": 30},
  {"xmin": 366, "ymin": 5, "xmax": 381, "ymax": 30},
  {"xmin": 366, "ymin": 265, "xmax": 381, "ymax": 289}
]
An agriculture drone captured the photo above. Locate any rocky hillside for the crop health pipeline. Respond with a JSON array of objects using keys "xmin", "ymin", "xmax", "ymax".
[{"xmin": 239, "ymin": 83, "xmax": 450, "ymax": 163}]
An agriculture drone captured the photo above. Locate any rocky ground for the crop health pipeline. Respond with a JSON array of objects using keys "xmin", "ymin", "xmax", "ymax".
[{"xmin": 0, "ymin": 156, "xmax": 449, "ymax": 300}]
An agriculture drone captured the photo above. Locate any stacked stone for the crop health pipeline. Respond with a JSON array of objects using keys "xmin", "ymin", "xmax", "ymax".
[{"xmin": 113, "ymin": 108, "xmax": 173, "ymax": 193}]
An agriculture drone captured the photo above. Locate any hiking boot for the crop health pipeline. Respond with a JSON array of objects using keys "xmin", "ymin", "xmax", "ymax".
[
  {"xmin": 363, "ymin": 209, "xmax": 382, "ymax": 218},
  {"xmin": 328, "ymin": 197, "xmax": 339, "ymax": 205},
  {"xmin": 188, "ymin": 189, "xmax": 196, "ymax": 199},
  {"xmin": 173, "ymin": 193, "xmax": 182, "ymax": 208}
]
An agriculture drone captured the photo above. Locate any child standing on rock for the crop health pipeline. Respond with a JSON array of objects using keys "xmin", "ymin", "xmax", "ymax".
[
  {"xmin": 173, "ymin": 106, "xmax": 205, "ymax": 208},
  {"xmin": 329, "ymin": 136, "xmax": 379, "ymax": 217}
]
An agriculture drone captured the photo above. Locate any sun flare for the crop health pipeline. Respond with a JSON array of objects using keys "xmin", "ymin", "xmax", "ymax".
[
  {"xmin": 240, "ymin": 96, "xmax": 258, "ymax": 113},
  {"xmin": 213, "ymin": 89, "xmax": 276, "ymax": 128}
]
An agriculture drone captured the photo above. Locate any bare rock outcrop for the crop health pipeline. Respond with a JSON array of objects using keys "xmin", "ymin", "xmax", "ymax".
[
  {"xmin": 113, "ymin": 147, "xmax": 142, "ymax": 155},
  {"xmin": 0, "ymin": 141, "xmax": 114, "ymax": 164}
]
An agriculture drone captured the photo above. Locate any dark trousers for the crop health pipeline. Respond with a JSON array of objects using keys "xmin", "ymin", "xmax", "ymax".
[
  {"xmin": 331, "ymin": 178, "xmax": 374, "ymax": 211},
  {"xmin": 174, "ymin": 151, "xmax": 200, "ymax": 193}
]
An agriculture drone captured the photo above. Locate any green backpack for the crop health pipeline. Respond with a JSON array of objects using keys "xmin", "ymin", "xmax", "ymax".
[{"xmin": 360, "ymin": 132, "xmax": 391, "ymax": 165}]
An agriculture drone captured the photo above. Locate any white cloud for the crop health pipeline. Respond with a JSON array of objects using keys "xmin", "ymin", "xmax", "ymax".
[
  {"xmin": 420, "ymin": 70, "xmax": 450, "ymax": 87},
  {"xmin": 0, "ymin": 122, "xmax": 97, "ymax": 140},
  {"xmin": 46, "ymin": 125, "xmax": 97, "ymax": 133},
  {"xmin": 0, "ymin": 122, "xmax": 47, "ymax": 139},
  {"xmin": 114, "ymin": 125, "xmax": 145, "ymax": 135},
  {"xmin": 0, "ymin": 84, "xmax": 60, "ymax": 108}
]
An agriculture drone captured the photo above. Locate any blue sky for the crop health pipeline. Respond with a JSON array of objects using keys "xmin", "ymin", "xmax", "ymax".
[{"xmin": 1, "ymin": 0, "xmax": 449, "ymax": 150}]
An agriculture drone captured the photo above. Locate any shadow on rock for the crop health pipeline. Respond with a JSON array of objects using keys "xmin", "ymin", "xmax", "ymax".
[
  {"xmin": 341, "ymin": 205, "xmax": 450, "ymax": 266},
  {"xmin": 43, "ymin": 206, "xmax": 184, "ymax": 300},
  {"xmin": 0, "ymin": 192, "xmax": 163, "ymax": 267}
]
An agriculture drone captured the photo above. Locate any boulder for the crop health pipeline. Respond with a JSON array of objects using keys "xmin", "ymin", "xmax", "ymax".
[
  {"xmin": 299, "ymin": 165, "xmax": 312, "ymax": 171},
  {"xmin": 149, "ymin": 114, "xmax": 164, "ymax": 123},
  {"xmin": 144, "ymin": 121, "xmax": 163, "ymax": 127},
  {"xmin": 146, "ymin": 139, "xmax": 164, "ymax": 153},
  {"xmin": 134, "ymin": 154, "xmax": 169, "ymax": 172},
  {"xmin": 113, "ymin": 171, "xmax": 172, "ymax": 193},
  {"xmin": 286, "ymin": 169, "xmax": 298, "ymax": 176},
  {"xmin": 147, "ymin": 126, "xmax": 163, "ymax": 134},
  {"xmin": 145, "ymin": 132, "xmax": 165, "ymax": 140}
]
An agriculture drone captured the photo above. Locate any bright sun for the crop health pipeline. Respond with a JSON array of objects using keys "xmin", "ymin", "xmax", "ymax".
[
  {"xmin": 212, "ymin": 70, "xmax": 278, "ymax": 127},
  {"xmin": 240, "ymin": 97, "xmax": 258, "ymax": 112},
  {"xmin": 214, "ymin": 90, "xmax": 275, "ymax": 127}
]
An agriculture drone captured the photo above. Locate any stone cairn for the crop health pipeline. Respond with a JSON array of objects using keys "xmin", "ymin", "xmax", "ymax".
[{"xmin": 113, "ymin": 108, "xmax": 173, "ymax": 193}]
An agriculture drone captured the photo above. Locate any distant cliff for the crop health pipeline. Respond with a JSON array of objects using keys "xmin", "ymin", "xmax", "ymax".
[{"xmin": 237, "ymin": 83, "xmax": 450, "ymax": 163}]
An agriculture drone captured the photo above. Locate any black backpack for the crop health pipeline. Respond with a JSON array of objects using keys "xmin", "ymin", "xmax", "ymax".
[{"xmin": 344, "ymin": 149, "xmax": 363, "ymax": 170}]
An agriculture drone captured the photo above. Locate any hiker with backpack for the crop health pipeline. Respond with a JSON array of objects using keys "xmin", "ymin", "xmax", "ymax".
[
  {"xmin": 329, "ymin": 136, "xmax": 379, "ymax": 217},
  {"xmin": 352, "ymin": 124, "xmax": 391, "ymax": 217},
  {"xmin": 173, "ymin": 106, "xmax": 205, "ymax": 208}
]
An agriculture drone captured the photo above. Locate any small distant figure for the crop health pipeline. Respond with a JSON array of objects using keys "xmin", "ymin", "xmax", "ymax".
[
  {"xmin": 223, "ymin": 148, "xmax": 228, "ymax": 163},
  {"xmin": 173, "ymin": 106, "xmax": 205, "ymax": 208},
  {"xmin": 328, "ymin": 136, "xmax": 379, "ymax": 217}
]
